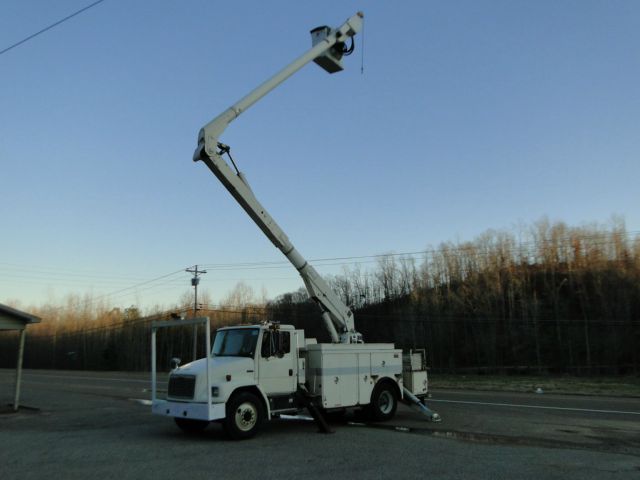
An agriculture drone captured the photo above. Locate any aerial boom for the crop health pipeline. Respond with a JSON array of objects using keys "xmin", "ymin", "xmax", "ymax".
[
  {"xmin": 193, "ymin": 12, "xmax": 363, "ymax": 163},
  {"xmin": 193, "ymin": 13, "xmax": 364, "ymax": 343}
]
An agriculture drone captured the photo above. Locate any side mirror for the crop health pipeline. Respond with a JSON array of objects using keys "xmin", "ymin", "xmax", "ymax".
[
  {"xmin": 261, "ymin": 332, "xmax": 274, "ymax": 358},
  {"xmin": 170, "ymin": 357, "xmax": 181, "ymax": 370},
  {"xmin": 276, "ymin": 332, "xmax": 290, "ymax": 357},
  {"xmin": 261, "ymin": 331, "xmax": 289, "ymax": 358}
]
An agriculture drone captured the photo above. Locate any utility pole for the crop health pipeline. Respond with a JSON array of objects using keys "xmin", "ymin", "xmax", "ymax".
[{"xmin": 186, "ymin": 265, "xmax": 207, "ymax": 360}]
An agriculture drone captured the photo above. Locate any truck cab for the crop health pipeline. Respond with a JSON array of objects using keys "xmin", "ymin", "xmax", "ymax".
[{"xmin": 157, "ymin": 323, "xmax": 305, "ymax": 438}]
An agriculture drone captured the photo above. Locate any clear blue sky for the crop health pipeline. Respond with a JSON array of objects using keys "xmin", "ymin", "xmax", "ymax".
[{"xmin": 2, "ymin": 0, "xmax": 639, "ymax": 311}]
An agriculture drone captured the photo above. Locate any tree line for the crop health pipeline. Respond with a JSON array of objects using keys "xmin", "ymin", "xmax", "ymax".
[{"xmin": 1, "ymin": 218, "xmax": 638, "ymax": 374}]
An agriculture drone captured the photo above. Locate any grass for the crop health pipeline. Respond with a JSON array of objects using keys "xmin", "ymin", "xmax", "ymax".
[{"xmin": 430, "ymin": 374, "xmax": 640, "ymax": 397}]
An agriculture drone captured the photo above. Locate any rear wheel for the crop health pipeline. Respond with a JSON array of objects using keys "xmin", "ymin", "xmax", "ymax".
[
  {"xmin": 367, "ymin": 381, "xmax": 398, "ymax": 421},
  {"xmin": 223, "ymin": 391, "xmax": 264, "ymax": 440},
  {"xmin": 174, "ymin": 417, "xmax": 209, "ymax": 433}
]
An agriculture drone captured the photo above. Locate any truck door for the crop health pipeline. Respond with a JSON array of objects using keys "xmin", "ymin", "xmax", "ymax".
[{"xmin": 258, "ymin": 330, "xmax": 297, "ymax": 395}]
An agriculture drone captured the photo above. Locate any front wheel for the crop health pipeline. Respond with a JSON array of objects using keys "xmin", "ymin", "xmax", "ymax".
[
  {"xmin": 223, "ymin": 392, "xmax": 264, "ymax": 440},
  {"xmin": 367, "ymin": 381, "xmax": 398, "ymax": 421}
]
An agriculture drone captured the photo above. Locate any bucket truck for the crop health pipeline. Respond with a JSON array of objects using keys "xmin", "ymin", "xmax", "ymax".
[{"xmin": 151, "ymin": 12, "xmax": 438, "ymax": 439}]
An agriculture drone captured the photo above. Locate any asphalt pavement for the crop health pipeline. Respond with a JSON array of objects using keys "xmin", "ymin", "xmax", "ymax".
[{"xmin": 1, "ymin": 369, "xmax": 639, "ymax": 479}]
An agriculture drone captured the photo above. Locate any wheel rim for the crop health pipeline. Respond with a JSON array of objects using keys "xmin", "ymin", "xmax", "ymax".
[
  {"xmin": 235, "ymin": 401, "xmax": 258, "ymax": 431},
  {"xmin": 378, "ymin": 391, "xmax": 394, "ymax": 414}
]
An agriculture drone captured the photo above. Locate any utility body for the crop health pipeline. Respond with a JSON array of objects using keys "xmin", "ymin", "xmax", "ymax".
[{"xmin": 151, "ymin": 12, "xmax": 437, "ymax": 439}]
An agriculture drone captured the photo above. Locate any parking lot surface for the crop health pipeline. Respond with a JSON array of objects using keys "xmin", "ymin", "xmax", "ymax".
[{"xmin": 1, "ymin": 369, "xmax": 639, "ymax": 479}]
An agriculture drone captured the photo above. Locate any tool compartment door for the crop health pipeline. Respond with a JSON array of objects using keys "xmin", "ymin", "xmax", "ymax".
[{"xmin": 321, "ymin": 353, "xmax": 358, "ymax": 408}]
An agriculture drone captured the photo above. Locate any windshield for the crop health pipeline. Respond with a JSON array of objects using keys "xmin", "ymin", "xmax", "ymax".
[{"xmin": 212, "ymin": 328, "xmax": 259, "ymax": 357}]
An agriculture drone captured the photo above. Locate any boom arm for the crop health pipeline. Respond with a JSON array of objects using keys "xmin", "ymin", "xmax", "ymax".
[{"xmin": 193, "ymin": 13, "xmax": 364, "ymax": 343}]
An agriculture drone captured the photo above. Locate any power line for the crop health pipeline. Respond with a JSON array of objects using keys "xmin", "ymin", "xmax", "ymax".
[
  {"xmin": 199, "ymin": 233, "xmax": 640, "ymax": 272},
  {"xmin": 1, "ymin": 230, "xmax": 636, "ymax": 279},
  {"xmin": 1, "ymin": 233, "xmax": 633, "ymax": 287},
  {"xmin": 3, "ymin": 230, "xmax": 638, "ymax": 312},
  {"xmin": 0, "ymin": 0, "xmax": 107, "ymax": 57},
  {"xmin": 0, "ymin": 264, "xmax": 154, "ymax": 282},
  {"xmin": 40, "ymin": 269, "xmax": 187, "ymax": 313}
]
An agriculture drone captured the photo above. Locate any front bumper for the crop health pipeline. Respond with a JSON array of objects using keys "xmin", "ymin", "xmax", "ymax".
[{"xmin": 152, "ymin": 399, "xmax": 226, "ymax": 421}]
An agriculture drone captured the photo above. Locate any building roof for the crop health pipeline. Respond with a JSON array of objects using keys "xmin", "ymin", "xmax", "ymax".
[{"xmin": 0, "ymin": 303, "xmax": 41, "ymax": 330}]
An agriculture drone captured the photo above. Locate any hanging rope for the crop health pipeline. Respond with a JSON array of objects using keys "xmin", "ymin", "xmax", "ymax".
[{"xmin": 360, "ymin": 16, "xmax": 365, "ymax": 74}]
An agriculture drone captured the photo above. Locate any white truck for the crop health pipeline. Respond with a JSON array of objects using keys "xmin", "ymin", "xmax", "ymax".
[{"xmin": 151, "ymin": 12, "xmax": 438, "ymax": 439}]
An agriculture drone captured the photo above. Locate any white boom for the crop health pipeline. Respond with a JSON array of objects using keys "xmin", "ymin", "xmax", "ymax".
[{"xmin": 193, "ymin": 12, "xmax": 364, "ymax": 344}]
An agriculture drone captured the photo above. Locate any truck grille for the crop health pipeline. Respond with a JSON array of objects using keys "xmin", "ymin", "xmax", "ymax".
[{"xmin": 168, "ymin": 375, "xmax": 195, "ymax": 399}]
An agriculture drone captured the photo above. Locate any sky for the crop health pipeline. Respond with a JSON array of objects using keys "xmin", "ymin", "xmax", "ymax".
[{"xmin": 1, "ymin": 0, "xmax": 639, "ymax": 311}]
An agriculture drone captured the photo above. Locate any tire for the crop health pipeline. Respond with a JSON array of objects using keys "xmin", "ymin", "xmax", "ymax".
[
  {"xmin": 174, "ymin": 417, "xmax": 209, "ymax": 433},
  {"xmin": 223, "ymin": 392, "xmax": 264, "ymax": 440},
  {"xmin": 367, "ymin": 381, "xmax": 398, "ymax": 421}
]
